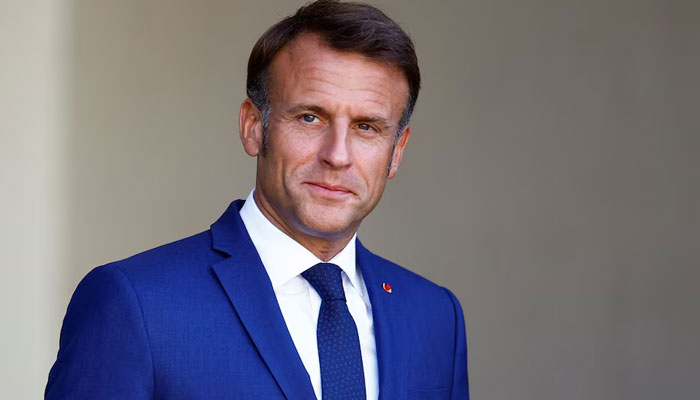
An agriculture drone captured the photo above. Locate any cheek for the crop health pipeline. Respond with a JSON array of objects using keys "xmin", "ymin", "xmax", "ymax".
[
  {"xmin": 271, "ymin": 134, "xmax": 318, "ymax": 179},
  {"xmin": 353, "ymin": 144, "xmax": 393, "ymax": 188}
]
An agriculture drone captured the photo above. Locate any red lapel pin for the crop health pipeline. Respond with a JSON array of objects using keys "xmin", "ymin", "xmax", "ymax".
[{"xmin": 382, "ymin": 282, "xmax": 392, "ymax": 294}]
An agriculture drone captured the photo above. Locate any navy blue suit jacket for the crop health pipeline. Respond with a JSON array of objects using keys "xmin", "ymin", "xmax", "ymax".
[{"xmin": 46, "ymin": 200, "xmax": 469, "ymax": 399}]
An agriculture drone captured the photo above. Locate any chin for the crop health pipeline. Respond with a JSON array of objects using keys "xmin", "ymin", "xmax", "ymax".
[{"xmin": 297, "ymin": 207, "xmax": 359, "ymax": 239}]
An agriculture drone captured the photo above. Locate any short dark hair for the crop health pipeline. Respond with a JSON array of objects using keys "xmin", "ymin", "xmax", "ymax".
[{"xmin": 246, "ymin": 0, "xmax": 420, "ymax": 150}]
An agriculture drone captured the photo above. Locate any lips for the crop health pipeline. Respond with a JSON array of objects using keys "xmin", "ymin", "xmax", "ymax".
[{"xmin": 305, "ymin": 182, "xmax": 354, "ymax": 195}]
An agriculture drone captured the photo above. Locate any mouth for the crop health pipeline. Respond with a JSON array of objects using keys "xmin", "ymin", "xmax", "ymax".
[{"xmin": 304, "ymin": 182, "xmax": 354, "ymax": 198}]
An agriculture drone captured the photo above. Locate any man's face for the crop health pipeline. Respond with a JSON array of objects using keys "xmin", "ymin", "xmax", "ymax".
[{"xmin": 241, "ymin": 34, "xmax": 410, "ymax": 243}]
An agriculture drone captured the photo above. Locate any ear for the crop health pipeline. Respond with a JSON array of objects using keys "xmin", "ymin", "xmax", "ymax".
[
  {"xmin": 239, "ymin": 98, "xmax": 264, "ymax": 157},
  {"xmin": 387, "ymin": 125, "xmax": 411, "ymax": 179}
]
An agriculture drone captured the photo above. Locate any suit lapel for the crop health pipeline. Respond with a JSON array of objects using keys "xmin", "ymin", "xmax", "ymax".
[
  {"xmin": 210, "ymin": 201, "xmax": 316, "ymax": 400},
  {"xmin": 357, "ymin": 240, "xmax": 409, "ymax": 400}
]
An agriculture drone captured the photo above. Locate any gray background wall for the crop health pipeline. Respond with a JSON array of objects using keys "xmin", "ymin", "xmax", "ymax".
[{"xmin": 1, "ymin": 0, "xmax": 698, "ymax": 399}]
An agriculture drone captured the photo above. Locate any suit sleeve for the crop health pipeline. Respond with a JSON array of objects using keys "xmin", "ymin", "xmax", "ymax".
[
  {"xmin": 45, "ymin": 265, "xmax": 155, "ymax": 399},
  {"xmin": 444, "ymin": 287, "xmax": 469, "ymax": 400}
]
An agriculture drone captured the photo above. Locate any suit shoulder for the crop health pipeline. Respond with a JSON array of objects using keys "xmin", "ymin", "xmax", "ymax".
[
  {"xmin": 99, "ymin": 230, "xmax": 223, "ymax": 283},
  {"xmin": 48, "ymin": 262, "xmax": 155, "ymax": 398}
]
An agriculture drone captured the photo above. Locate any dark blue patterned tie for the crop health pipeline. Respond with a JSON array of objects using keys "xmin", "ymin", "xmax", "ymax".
[{"xmin": 302, "ymin": 263, "xmax": 366, "ymax": 400}]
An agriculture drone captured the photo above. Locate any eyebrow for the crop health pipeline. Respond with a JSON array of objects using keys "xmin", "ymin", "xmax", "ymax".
[
  {"xmin": 284, "ymin": 103, "xmax": 395, "ymax": 131},
  {"xmin": 284, "ymin": 103, "xmax": 329, "ymax": 118},
  {"xmin": 356, "ymin": 115, "xmax": 394, "ymax": 131}
]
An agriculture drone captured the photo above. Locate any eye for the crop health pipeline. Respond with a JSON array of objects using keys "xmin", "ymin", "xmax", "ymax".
[
  {"xmin": 301, "ymin": 114, "xmax": 318, "ymax": 123},
  {"xmin": 357, "ymin": 123, "xmax": 373, "ymax": 131}
]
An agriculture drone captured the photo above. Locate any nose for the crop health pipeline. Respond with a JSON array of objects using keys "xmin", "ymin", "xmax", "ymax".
[{"xmin": 319, "ymin": 122, "xmax": 352, "ymax": 169}]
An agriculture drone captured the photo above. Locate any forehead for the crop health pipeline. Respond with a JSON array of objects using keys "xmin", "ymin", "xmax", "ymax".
[{"xmin": 267, "ymin": 34, "xmax": 409, "ymax": 118}]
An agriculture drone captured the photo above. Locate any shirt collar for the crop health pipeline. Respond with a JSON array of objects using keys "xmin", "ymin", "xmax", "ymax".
[{"xmin": 239, "ymin": 189, "xmax": 358, "ymax": 290}]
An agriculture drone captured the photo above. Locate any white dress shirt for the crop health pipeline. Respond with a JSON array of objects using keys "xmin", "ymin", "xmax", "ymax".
[{"xmin": 239, "ymin": 190, "xmax": 378, "ymax": 400}]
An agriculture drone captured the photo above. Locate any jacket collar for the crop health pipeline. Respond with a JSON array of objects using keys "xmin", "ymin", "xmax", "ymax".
[
  {"xmin": 210, "ymin": 200, "xmax": 316, "ymax": 400},
  {"xmin": 357, "ymin": 240, "xmax": 409, "ymax": 400}
]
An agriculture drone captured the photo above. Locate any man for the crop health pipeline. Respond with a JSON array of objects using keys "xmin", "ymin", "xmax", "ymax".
[{"xmin": 46, "ymin": 1, "xmax": 468, "ymax": 399}]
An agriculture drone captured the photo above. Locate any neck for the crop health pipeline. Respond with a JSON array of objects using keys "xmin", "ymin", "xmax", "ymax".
[{"xmin": 253, "ymin": 191, "xmax": 356, "ymax": 261}]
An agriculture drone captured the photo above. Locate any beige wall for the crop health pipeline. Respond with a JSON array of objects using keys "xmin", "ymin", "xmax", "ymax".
[
  {"xmin": 1, "ymin": 1, "xmax": 698, "ymax": 399},
  {"xmin": 0, "ymin": 1, "xmax": 70, "ymax": 398}
]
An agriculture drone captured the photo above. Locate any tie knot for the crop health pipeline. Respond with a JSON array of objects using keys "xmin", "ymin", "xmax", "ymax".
[{"xmin": 301, "ymin": 263, "xmax": 346, "ymax": 302}]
